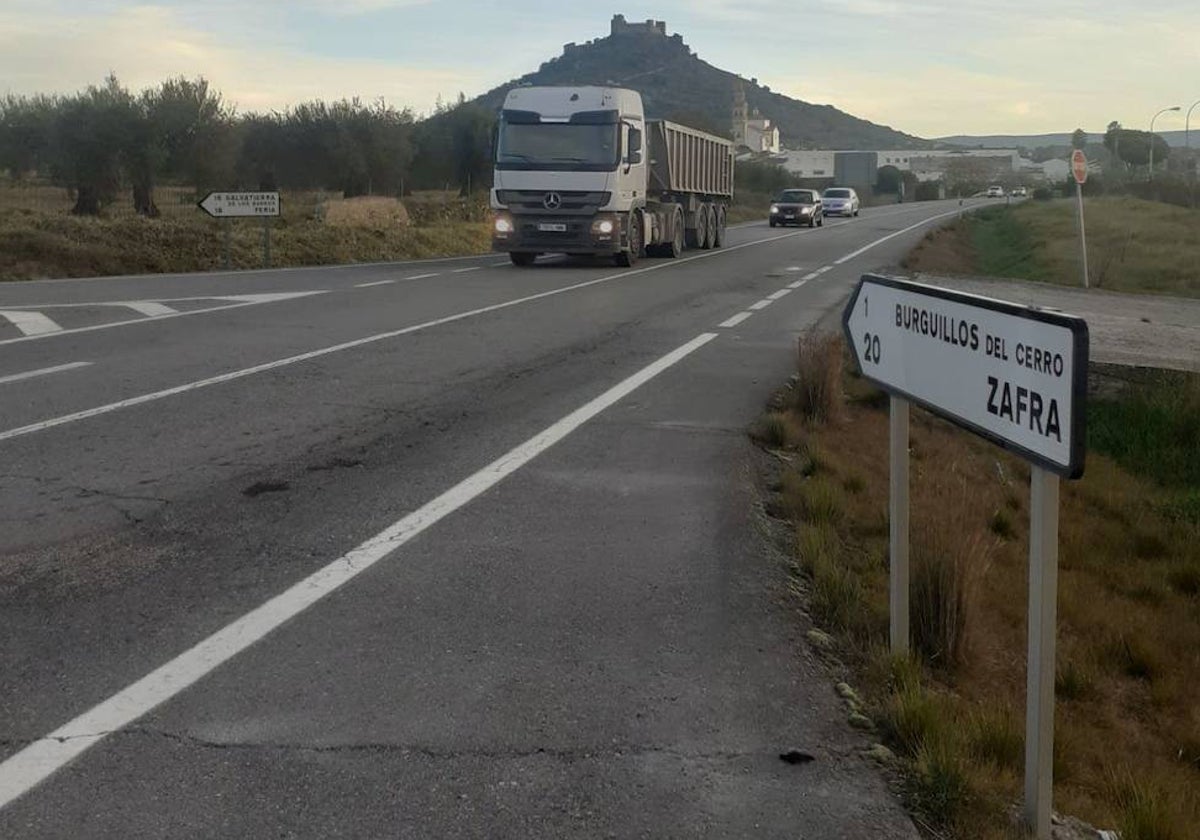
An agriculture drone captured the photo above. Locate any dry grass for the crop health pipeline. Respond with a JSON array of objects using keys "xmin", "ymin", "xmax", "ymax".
[
  {"xmin": 0, "ymin": 202, "xmax": 489, "ymax": 281},
  {"xmin": 756, "ymin": 334, "xmax": 1200, "ymax": 837},
  {"xmin": 321, "ymin": 195, "xmax": 410, "ymax": 228},
  {"xmin": 903, "ymin": 198, "xmax": 1200, "ymax": 298}
]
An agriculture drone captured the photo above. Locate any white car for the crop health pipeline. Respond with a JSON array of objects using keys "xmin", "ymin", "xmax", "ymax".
[
  {"xmin": 822, "ymin": 187, "xmax": 860, "ymax": 217},
  {"xmin": 986, "ymin": 185, "xmax": 1005, "ymax": 198}
]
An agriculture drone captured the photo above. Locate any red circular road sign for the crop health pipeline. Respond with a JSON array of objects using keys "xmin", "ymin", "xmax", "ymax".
[{"xmin": 1071, "ymin": 149, "xmax": 1088, "ymax": 184}]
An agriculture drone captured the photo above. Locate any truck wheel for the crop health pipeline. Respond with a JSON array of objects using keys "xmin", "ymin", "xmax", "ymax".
[
  {"xmin": 509, "ymin": 252, "xmax": 537, "ymax": 266},
  {"xmin": 615, "ymin": 212, "xmax": 642, "ymax": 267},
  {"xmin": 666, "ymin": 208, "xmax": 684, "ymax": 257},
  {"xmin": 712, "ymin": 206, "xmax": 726, "ymax": 248},
  {"xmin": 699, "ymin": 204, "xmax": 714, "ymax": 250}
]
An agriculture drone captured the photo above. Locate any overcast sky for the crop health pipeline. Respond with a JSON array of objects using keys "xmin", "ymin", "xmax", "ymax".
[{"xmin": 2, "ymin": 1, "xmax": 1198, "ymax": 139}]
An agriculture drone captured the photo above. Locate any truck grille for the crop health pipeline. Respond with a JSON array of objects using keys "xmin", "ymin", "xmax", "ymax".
[{"xmin": 497, "ymin": 190, "xmax": 610, "ymax": 212}]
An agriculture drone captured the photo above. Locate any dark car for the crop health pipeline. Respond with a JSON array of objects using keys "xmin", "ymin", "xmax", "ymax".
[{"xmin": 769, "ymin": 189, "xmax": 823, "ymax": 228}]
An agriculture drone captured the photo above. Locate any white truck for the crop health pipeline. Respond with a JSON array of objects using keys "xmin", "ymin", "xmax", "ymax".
[{"xmin": 490, "ymin": 86, "xmax": 735, "ymax": 266}]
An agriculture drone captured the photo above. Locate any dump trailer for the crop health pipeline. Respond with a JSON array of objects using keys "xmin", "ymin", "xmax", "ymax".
[{"xmin": 490, "ymin": 86, "xmax": 735, "ymax": 266}]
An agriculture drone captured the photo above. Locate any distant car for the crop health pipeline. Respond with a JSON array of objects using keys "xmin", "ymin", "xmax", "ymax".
[
  {"xmin": 986, "ymin": 185, "xmax": 1005, "ymax": 198},
  {"xmin": 769, "ymin": 189, "xmax": 823, "ymax": 228},
  {"xmin": 822, "ymin": 187, "xmax": 860, "ymax": 217},
  {"xmin": 1011, "ymin": 186, "xmax": 1027, "ymax": 197}
]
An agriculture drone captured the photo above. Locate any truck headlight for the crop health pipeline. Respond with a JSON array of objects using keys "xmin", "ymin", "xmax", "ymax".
[
  {"xmin": 493, "ymin": 214, "xmax": 513, "ymax": 234},
  {"xmin": 591, "ymin": 215, "xmax": 618, "ymax": 236}
]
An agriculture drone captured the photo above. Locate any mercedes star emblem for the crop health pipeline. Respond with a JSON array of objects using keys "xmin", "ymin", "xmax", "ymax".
[{"xmin": 543, "ymin": 192, "xmax": 562, "ymax": 210}]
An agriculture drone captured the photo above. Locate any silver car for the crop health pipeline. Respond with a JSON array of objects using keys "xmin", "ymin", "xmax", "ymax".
[{"xmin": 822, "ymin": 187, "xmax": 860, "ymax": 217}]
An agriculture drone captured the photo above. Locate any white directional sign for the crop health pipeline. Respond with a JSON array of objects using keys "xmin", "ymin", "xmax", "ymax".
[
  {"xmin": 843, "ymin": 275, "xmax": 1088, "ymax": 477},
  {"xmin": 197, "ymin": 191, "xmax": 280, "ymax": 218}
]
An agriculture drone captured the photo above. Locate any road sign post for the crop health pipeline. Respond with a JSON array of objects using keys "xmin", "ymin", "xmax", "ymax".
[
  {"xmin": 197, "ymin": 192, "xmax": 281, "ymax": 271},
  {"xmin": 843, "ymin": 275, "xmax": 1088, "ymax": 839},
  {"xmin": 1071, "ymin": 150, "xmax": 1089, "ymax": 289}
]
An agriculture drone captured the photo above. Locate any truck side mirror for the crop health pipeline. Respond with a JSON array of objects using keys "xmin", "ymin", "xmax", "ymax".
[{"xmin": 627, "ymin": 127, "xmax": 643, "ymax": 165}]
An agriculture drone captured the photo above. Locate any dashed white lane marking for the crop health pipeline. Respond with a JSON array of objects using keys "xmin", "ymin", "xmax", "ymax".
[
  {"xmin": 405, "ymin": 272, "xmax": 440, "ymax": 280},
  {"xmin": 801, "ymin": 272, "xmax": 821, "ymax": 281},
  {"xmin": 0, "ymin": 292, "xmax": 329, "ymax": 348},
  {"xmin": 355, "ymin": 280, "xmax": 395, "ymax": 288},
  {"xmin": 0, "ymin": 310, "xmax": 61, "ymax": 336},
  {"xmin": 0, "ymin": 331, "xmax": 719, "ymax": 811},
  {"xmin": 491, "ymin": 261, "xmax": 511, "ymax": 266},
  {"xmin": 0, "ymin": 361, "xmax": 92, "ymax": 386},
  {"xmin": 785, "ymin": 266, "xmax": 803, "ymax": 272},
  {"xmin": 787, "ymin": 280, "xmax": 808, "ymax": 290},
  {"xmin": 814, "ymin": 266, "xmax": 834, "ymax": 276},
  {"xmin": 452, "ymin": 266, "xmax": 482, "ymax": 274},
  {"xmin": 718, "ymin": 311, "xmax": 753, "ymax": 328},
  {"xmin": 767, "ymin": 289, "xmax": 792, "ymax": 300},
  {"xmin": 748, "ymin": 299, "xmax": 774, "ymax": 311},
  {"xmin": 120, "ymin": 302, "xmax": 177, "ymax": 317}
]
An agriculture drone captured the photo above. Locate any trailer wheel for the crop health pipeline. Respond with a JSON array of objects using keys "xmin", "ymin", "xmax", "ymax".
[
  {"xmin": 615, "ymin": 211, "xmax": 642, "ymax": 267},
  {"xmin": 712, "ymin": 206, "xmax": 726, "ymax": 248},
  {"xmin": 509, "ymin": 252, "xmax": 538, "ymax": 266},
  {"xmin": 698, "ymin": 204, "xmax": 713, "ymax": 250}
]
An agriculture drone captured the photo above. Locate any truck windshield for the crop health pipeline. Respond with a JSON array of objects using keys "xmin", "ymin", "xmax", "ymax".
[{"xmin": 496, "ymin": 123, "xmax": 620, "ymax": 171}]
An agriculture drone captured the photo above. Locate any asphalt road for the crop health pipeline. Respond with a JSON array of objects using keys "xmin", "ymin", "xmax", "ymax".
[{"xmin": 0, "ymin": 200, "xmax": 981, "ymax": 838}]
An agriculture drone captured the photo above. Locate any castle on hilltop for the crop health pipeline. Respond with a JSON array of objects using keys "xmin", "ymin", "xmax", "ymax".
[{"xmin": 610, "ymin": 14, "xmax": 667, "ymax": 36}]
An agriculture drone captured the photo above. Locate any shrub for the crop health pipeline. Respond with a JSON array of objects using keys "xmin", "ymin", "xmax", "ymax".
[
  {"xmin": 794, "ymin": 334, "xmax": 843, "ymax": 423},
  {"xmin": 910, "ymin": 525, "xmax": 987, "ymax": 669}
]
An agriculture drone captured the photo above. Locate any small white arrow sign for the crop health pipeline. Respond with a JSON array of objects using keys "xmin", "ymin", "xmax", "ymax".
[
  {"xmin": 197, "ymin": 191, "xmax": 280, "ymax": 218},
  {"xmin": 842, "ymin": 275, "xmax": 1089, "ymax": 477}
]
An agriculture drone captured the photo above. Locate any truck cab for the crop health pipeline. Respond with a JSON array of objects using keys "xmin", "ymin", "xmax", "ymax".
[{"xmin": 491, "ymin": 86, "xmax": 647, "ymax": 265}]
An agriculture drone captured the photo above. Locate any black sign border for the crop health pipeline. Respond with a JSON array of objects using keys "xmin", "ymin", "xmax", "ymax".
[{"xmin": 842, "ymin": 273, "xmax": 1089, "ymax": 479}]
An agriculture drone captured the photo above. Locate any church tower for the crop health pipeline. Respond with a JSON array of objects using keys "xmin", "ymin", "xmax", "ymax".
[{"xmin": 731, "ymin": 81, "xmax": 748, "ymax": 147}]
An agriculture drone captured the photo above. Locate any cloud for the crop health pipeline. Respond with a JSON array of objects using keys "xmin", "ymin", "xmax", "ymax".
[{"xmin": 0, "ymin": 4, "xmax": 484, "ymax": 114}]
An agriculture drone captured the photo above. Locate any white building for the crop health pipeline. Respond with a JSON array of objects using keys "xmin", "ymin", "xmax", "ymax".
[{"xmin": 731, "ymin": 84, "xmax": 781, "ymax": 154}]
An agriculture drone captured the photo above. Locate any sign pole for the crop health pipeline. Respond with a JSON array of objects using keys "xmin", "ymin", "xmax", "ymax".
[
  {"xmin": 889, "ymin": 395, "xmax": 910, "ymax": 655},
  {"xmin": 222, "ymin": 219, "xmax": 232, "ymax": 271},
  {"xmin": 1024, "ymin": 465, "xmax": 1060, "ymax": 838},
  {"xmin": 1071, "ymin": 150, "xmax": 1089, "ymax": 289},
  {"xmin": 263, "ymin": 217, "xmax": 272, "ymax": 269},
  {"xmin": 1075, "ymin": 182, "xmax": 1088, "ymax": 289}
]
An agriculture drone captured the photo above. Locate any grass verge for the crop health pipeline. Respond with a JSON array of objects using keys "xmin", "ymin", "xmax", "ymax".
[
  {"xmin": 757, "ymin": 336, "xmax": 1200, "ymax": 838},
  {"xmin": 903, "ymin": 197, "xmax": 1200, "ymax": 298}
]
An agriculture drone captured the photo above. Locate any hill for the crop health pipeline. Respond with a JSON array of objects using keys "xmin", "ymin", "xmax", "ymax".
[{"xmin": 467, "ymin": 15, "xmax": 926, "ymax": 151}]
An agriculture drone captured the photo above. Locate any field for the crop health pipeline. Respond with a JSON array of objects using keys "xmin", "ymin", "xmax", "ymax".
[
  {"xmin": 0, "ymin": 184, "xmax": 491, "ymax": 281},
  {"xmin": 903, "ymin": 197, "xmax": 1200, "ymax": 298},
  {"xmin": 755, "ymin": 336, "xmax": 1200, "ymax": 838}
]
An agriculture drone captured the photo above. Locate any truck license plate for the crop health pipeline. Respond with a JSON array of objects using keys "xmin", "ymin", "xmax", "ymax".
[{"xmin": 537, "ymin": 223, "xmax": 567, "ymax": 232}]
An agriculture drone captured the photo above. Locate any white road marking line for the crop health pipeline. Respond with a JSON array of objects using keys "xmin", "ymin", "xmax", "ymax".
[
  {"xmin": 0, "ymin": 331, "xmax": 719, "ymax": 811},
  {"xmin": 815, "ymin": 266, "xmax": 833, "ymax": 275},
  {"xmin": 355, "ymin": 280, "xmax": 395, "ymax": 288},
  {"xmin": 212, "ymin": 292, "xmax": 325, "ymax": 304},
  {"xmin": 404, "ymin": 272, "xmax": 439, "ymax": 280},
  {"xmin": 785, "ymin": 266, "xmax": 803, "ymax": 272},
  {"xmin": 767, "ymin": 289, "xmax": 792, "ymax": 300},
  {"xmin": 490, "ymin": 261, "xmax": 511, "ymax": 266},
  {"xmin": 0, "ymin": 361, "xmax": 92, "ymax": 386},
  {"xmin": 0, "ymin": 292, "xmax": 329, "ymax": 348},
  {"xmin": 452, "ymin": 266, "xmax": 482, "ymax": 274},
  {"xmin": 787, "ymin": 280, "xmax": 808, "ymax": 290},
  {"xmin": 718, "ymin": 311, "xmax": 753, "ymax": 328},
  {"xmin": 119, "ymin": 302, "xmax": 177, "ymax": 317},
  {"xmin": 748, "ymin": 299, "xmax": 774, "ymax": 311},
  {"xmin": 832, "ymin": 206, "xmax": 970, "ymax": 264},
  {"xmin": 0, "ymin": 225, "xmax": 830, "ymax": 442},
  {"xmin": 801, "ymin": 272, "xmax": 821, "ymax": 281},
  {"xmin": 0, "ymin": 310, "xmax": 61, "ymax": 336}
]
